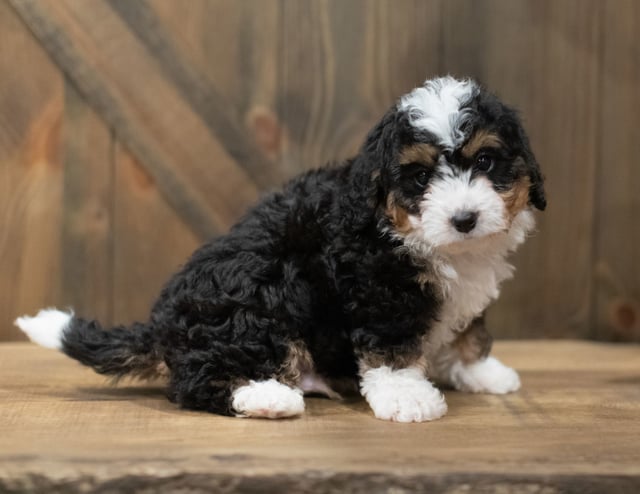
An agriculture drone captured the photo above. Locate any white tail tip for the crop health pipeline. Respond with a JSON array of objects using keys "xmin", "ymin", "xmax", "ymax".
[{"xmin": 14, "ymin": 308, "xmax": 73, "ymax": 350}]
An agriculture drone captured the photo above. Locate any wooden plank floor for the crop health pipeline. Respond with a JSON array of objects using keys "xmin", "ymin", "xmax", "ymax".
[{"xmin": 1, "ymin": 341, "xmax": 639, "ymax": 493}]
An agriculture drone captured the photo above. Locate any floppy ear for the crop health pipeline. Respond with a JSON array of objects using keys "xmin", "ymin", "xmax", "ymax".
[
  {"xmin": 519, "ymin": 131, "xmax": 546, "ymax": 211},
  {"xmin": 510, "ymin": 117, "xmax": 546, "ymax": 211},
  {"xmin": 527, "ymin": 155, "xmax": 546, "ymax": 211},
  {"xmin": 352, "ymin": 108, "xmax": 402, "ymax": 207},
  {"xmin": 361, "ymin": 108, "xmax": 401, "ymax": 169}
]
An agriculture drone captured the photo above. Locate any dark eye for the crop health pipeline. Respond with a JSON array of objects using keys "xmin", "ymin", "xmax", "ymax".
[
  {"xmin": 414, "ymin": 170, "xmax": 429, "ymax": 187},
  {"xmin": 475, "ymin": 154, "xmax": 494, "ymax": 172}
]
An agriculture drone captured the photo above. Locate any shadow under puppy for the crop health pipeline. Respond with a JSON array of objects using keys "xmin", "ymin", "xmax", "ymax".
[{"xmin": 17, "ymin": 76, "xmax": 545, "ymax": 422}]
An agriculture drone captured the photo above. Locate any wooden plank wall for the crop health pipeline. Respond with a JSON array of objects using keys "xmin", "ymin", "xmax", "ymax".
[{"xmin": 0, "ymin": 0, "xmax": 638, "ymax": 342}]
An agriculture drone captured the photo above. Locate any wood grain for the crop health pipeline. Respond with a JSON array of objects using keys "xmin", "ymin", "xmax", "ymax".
[
  {"xmin": 151, "ymin": 0, "xmax": 250, "ymax": 109},
  {"xmin": 0, "ymin": 2, "xmax": 65, "ymax": 341},
  {"xmin": 10, "ymin": 0, "xmax": 260, "ymax": 239},
  {"xmin": 151, "ymin": 0, "xmax": 283, "ymax": 163},
  {"xmin": 594, "ymin": 0, "xmax": 640, "ymax": 341},
  {"xmin": 441, "ymin": 0, "xmax": 602, "ymax": 339},
  {"xmin": 1, "ymin": 0, "xmax": 639, "ymax": 342},
  {"xmin": 360, "ymin": 0, "xmax": 442, "ymax": 107},
  {"xmin": 280, "ymin": 0, "xmax": 442, "ymax": 172},
  {"xmin": 112, "ymin": 145, "xmax": 200, "ymax": 325},
  {"xmin": 60, "ymin": 81, "xmax": 114, "ymax": 325},
  {"xmin": 107, "ymin": 0, "xmax": 282, "ymax": 189},
  {"xmin": 1, "ymin": 341, "xmax": 639, "ymax": 491}
]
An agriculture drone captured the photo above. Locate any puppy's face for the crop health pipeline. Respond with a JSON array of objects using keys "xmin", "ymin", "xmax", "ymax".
[{"xmin": 374, "ymin": 77, "xmax": 545, "ymax": 254}]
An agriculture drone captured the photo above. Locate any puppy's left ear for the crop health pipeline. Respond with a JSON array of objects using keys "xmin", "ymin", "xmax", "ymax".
[
  {"xmin": 361, "ymin": 108, "xmax": 401, "ymax": 170},
  {"xmin": 527, "ymin": 156, "xmax": 546, "ymax": 211},
  {"xmin": 515, "ymin": 122, "xmax": 546, "ymax": 211}
]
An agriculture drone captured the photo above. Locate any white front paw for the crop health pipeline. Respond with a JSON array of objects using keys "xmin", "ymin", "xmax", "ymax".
[
  {"xmin": 360, "ymin": 367, "xmax": 447, "ymax": 423},
  {"xmin": 231, "ymin": 379, "xmax": 305, "ymax": 419},
  {"xmin": 450, "ymin": 356, "xmax": 521, "ymax": 394}
]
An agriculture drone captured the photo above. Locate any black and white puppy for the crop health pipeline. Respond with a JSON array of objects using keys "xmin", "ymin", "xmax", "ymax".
[{"xmin": 16, "ymin": 76, "xmax": 545, "ymax": 422}]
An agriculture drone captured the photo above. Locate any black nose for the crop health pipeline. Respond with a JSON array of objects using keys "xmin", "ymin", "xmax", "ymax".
[{"xmin": 451, "ymin": 211, "xmax": 479, "ymax": 233}]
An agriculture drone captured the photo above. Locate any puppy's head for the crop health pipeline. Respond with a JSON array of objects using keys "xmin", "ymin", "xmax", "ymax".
[{"xmin": 362, "ymin": 76, "xmax": 545, "ymax": 255}]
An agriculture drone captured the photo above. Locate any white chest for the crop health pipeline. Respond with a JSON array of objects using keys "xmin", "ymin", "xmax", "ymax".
[
  {"xmin": 414, "ymin": 209, "xmax": 535, "ymax": 360},
  {"xmin": 425, "ymin": 251, "xmax": 515, "ymax": 353}
]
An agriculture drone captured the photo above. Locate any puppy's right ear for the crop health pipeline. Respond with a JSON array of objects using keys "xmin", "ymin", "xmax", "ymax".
[
  {"xmin": 351, "ymin": 107, "xmax": 398, "ymax": 211},
  {"xmin": 361, "ymin": 108, "xmax": 401, "ymax": 168},
  {"xmin": 351, "ymin": 109, "xmax": 400, "ymax": 209}
]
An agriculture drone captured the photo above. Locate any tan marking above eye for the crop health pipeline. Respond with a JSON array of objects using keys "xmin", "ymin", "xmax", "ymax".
[
  {"xmin": 398, "ymin": 143, "xmax": 439, "ymax": 166},
  {"xmin": 461, "ymin": 130, "xmax": 503, "ymax": 158}
]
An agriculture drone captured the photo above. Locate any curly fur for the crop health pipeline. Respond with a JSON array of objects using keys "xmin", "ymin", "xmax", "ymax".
[{"xmin": 16, "ymin": 76, "xmax": 545, "ymax": 421}]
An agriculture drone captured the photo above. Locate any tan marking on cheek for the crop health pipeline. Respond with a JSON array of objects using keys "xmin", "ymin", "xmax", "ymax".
[
  {"xmin": 461, "ymin": 130, "xmax": 503, "ymax": 158},
  {"xmin": 500, "ymin": 176, "xmax": 531, "ymax": 220},
  {"xmin": 385, "ymin": 194, "xmax": 414, "ymax": 235},
  {"xmin": 399, "ymin": 143, "xmax": 439, "ymax": 166}
]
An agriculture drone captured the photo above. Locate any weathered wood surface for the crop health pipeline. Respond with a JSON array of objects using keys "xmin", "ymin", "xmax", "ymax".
[
  {"xmin": 595, "ymin": 0, "xmax": 640, "ymax": 342},
  {"xmin": 441, "ymin": 0, "xmax": 602, "ymax": 339},
  {"xmin": 10, "ymin": 0, "xmax": 261, "ymax": 238},
  {"xmin": 61, "ymin": 82, "xmax": 114, "ymax": 326},
  {"xmin": 1, "ymin": 341, "xmax": 639, "ymax": 493},
  {"xmin": 1, "ymin": 0, "xmax": 639, "ymax": 341},
  {"xmin": 112, "ymin": 145, "xmax": 200, "ymax": 326},
  {"xmin": 0, "ymin": 1, "xmax": 65, "ymax": 342}
]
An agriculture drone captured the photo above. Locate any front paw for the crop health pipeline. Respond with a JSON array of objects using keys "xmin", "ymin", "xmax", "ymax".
[
  {"xmin": 360, "ymin": 367, "xmax": 448, "ymax": 423},
  {"xmin": 450, "ymin": 356, "xmax": 521, "ymax": 394}
]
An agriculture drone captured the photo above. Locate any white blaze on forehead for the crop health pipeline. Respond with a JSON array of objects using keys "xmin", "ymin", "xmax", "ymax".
[{"xmin": 399, "ymin": 76, "xmax": 478, "ymax": 150}]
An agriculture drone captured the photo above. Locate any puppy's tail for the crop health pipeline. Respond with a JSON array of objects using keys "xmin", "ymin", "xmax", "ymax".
[{"xmin": 15, "ymin": 308, "xmax": 162, "ymax": 380}]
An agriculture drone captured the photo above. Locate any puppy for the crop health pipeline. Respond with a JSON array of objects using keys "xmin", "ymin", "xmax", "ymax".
[{"xmin": 16, "ymin": 76, "xmax": 545, "ymax": 422}]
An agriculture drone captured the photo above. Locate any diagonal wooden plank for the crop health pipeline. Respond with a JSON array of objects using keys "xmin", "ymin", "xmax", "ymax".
[
  {"xmin": 9, "ymin": 0, "xmax": 263, "ymax": 239},
  {"xmin": 112, "ymin": 143, "xmax": 201, "ymax": 325},
  {"xmin": 107, "ymin": 0, "xmax": 282, "ymax": 189},
  {"xmin": 149, "ymin": 0, "xmax": 282, "ymax": 162}
]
